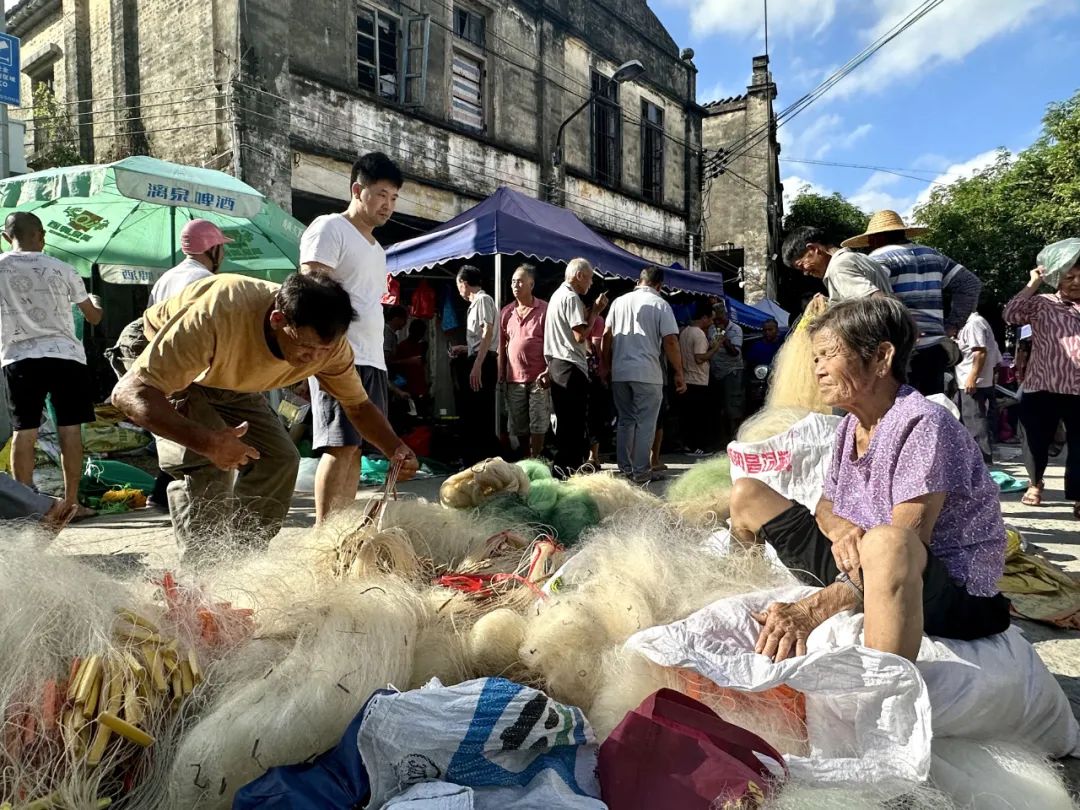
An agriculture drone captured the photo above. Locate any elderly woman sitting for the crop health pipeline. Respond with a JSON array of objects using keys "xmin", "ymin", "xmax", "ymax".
[{"xmin": 729, "ymin": 296, "xmax": 1010, "ymax": 663}]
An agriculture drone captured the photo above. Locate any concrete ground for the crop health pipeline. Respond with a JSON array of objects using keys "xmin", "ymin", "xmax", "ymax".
[{"xmin": 46, "ymin": 452, "xmax": 1080, "ymax": 786}]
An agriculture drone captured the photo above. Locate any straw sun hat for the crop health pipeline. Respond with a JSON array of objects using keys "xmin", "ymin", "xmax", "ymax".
[{"xmin": 841, "ymin": 210, "xmax": 927, "ymax": 249}]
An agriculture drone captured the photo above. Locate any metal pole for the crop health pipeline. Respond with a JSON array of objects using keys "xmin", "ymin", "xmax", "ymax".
[
  {"xmin": 493, "ymin": 253, "xmax": 503, "ymax": 438},
  {"xmin": 688, "ymin": 233, "xmax": 695, "ymax": 273},
  {"xmin": 0, "ymin": 13, "xmax": 10, "ymax": 181},
  {"xmin": 170, "ymin": 205, "xmax": 176, "ymax": 264}
]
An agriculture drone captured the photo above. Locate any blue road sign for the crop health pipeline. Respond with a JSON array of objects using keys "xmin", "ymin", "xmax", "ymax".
[{"xmin": 0, "ymin": 33, "xmax": 20, "ymax": 107}]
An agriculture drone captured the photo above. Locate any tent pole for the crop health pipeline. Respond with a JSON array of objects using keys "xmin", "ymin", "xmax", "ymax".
[
  {"xmin": 170, "ymin": 206, "xmax": 176, "ymax": 264},
  {"xmin": 494, "ymin": 253, "xmax": 503, "ymax": 439}
]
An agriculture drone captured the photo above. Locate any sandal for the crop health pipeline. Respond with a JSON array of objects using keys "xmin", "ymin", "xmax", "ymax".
[{"xmin": 1021, "ymin": 482, "xmax": 1044, "ymax": 506}]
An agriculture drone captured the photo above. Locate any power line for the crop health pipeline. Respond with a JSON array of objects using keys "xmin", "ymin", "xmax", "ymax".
[{"xmin": 705, "ymin": 0, "xmax": 946, "ymax": 177}]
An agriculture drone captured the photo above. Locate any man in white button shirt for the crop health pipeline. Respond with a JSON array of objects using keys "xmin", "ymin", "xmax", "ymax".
[
  {"xmin": 149, "ymin": 219, "xmax": 232, "ymax": 305},
  {"xmin": 300, "ymin": 152, "xmax": 402, "ymax": 523}
]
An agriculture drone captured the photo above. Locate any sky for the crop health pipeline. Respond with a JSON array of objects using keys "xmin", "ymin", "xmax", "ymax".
[
  {"xmin": 650, "ymin": 0, "xmax": 1080, "ymax": 222},
  {"xmin": 5, "ymin": 0, "xmax": 1076, "ymax": 225}
]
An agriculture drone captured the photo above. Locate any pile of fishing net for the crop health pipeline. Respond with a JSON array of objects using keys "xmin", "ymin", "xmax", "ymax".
[{"xmin": 439, "ymin": 457, "xmax": 661, "ymax": 543}]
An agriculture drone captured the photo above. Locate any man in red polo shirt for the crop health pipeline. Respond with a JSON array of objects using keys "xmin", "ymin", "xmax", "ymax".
[{"xmin": 498, "ymin": 264, "xmax": 550, "ymax": 458}]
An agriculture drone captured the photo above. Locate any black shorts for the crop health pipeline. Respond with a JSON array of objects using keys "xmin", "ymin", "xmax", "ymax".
[
  {"xmin": 759, "ymin": 504, "xmax": 1011, "ymax": 641},
  {"xmin": 3, "ymin": 357, "xmax": 95, "ymax": 430},
  {"xmin": 310, "ymin": 365, "xmax": 389, "ymax": 451}
]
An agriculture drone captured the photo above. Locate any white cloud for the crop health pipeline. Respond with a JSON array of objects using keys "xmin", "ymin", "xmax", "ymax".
[
  {"xmin": 701, "ymin": 79, "xmax": 741, "ymax": 104},
  {"xmin": 782, "ymin": 147, "xmax": 1004, "ymax": 222},
  {"xmin": 832, "ymin": 0, "xmax": 1059, "ymax": 99},
  {"xmin": 665, "ymin": 0, "xmax": 840, "ymax": 39},
  {"xmin": 908, "ymin": 148, "xmax": 1004, "ymax": 218},
  {"xmin": 849, "ymin": 171, "xmax": 916, "ymax": 215},
  {"xmin": 783, "ymin": 114, "xmax": 872, "ymax": 160},
  {"xmin": 781, "ymin": 175, "xmax": 832, "ymax": 210}
]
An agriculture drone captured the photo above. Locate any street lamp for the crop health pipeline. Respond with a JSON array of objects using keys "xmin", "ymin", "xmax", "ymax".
[{"xmin": 552, "ymin": 59, "xmax": 646, "ymax": 168}]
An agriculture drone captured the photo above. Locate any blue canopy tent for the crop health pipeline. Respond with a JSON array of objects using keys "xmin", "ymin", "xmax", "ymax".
[{"xmin": 386, "ymin": 186, "xmax": 759, "ymax": 303}]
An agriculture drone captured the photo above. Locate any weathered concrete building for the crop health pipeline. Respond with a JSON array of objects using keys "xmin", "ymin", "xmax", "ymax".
[
  {"xmin": 700, "ymin": 55, "xmax": 781, "ymax": 303},
  {"xmin": 7, "ymin": 0, "xmax": 703, "ymax": 267}
]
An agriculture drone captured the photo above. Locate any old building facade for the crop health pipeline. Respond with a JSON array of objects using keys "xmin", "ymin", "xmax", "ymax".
[
  {"xmin": 8, "ymin": 0, "xmax": 702, "ymax": 267},
  {"xmin": 700, "ymin": 55, "xmax": 781, "ymax": 303}
]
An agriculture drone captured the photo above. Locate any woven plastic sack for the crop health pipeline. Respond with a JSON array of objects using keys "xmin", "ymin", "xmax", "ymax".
[
  {"xmin": 358, "ymin": 678, "xmax": 605, "ymax": 809},
  {"xmin": 1037, "ymin": 237, "xmax": 1080, "ymax": 289},
  {"xmin": 727, "ymin": 413, "xmax": 841, "ymax": 511},
  {"xmin": 627, "ymin": 586, "xmax": 1080, "ymax": 790}
]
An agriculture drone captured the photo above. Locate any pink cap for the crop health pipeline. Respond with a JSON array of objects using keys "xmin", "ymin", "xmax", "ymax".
[{"xmin": 180, "ymin": 219, "xmax": 233, "ymax": 255}]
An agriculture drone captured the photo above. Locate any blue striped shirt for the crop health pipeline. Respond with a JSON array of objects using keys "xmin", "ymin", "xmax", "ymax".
[{"xmin": 870, "ymin": 243, "xmax": 978, "ymax": 349}]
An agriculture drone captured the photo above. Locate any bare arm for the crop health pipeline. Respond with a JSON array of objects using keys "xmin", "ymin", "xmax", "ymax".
[
  {"xmin": 475, "ymin": 320, "xmax": 495, "ymax": 359},
  {"xmin": 342, "ymin": 400, "xmax": 419, "ymax": 478},
  {"xmin": 1004, "ymin": 267, "xmax": 1046, "ymax": 324},
  {"xmin": 815, "ymin": 497, "xmax": 864, "ymax": 542},
  {"xmin": 662, "ymin": 334, "xmax": 687, "ymax": 393},
  {"xmin": 695, "ymin": 339, "xmax": 722, "ymax": 364},
  {"xmin": 965, "ymin": 348, "xmax": 987, "ymax": 393},
  {"xmin": 77, "ymin": 296, "xmax": 104, "ymax": 326},
  {"xmin": 891, "ymin": 492, "xmax": 946, "ymax": 547},
  {"xmin": 111, "ymin": 375, "xmax": 257, "ymax": 470},
  {"xmin": 301, "ymin": 261, "xmax": 335, "ymax": 275}
]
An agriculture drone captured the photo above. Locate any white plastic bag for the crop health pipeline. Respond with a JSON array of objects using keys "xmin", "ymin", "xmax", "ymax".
[
  {"xmin": 626, "ymin": 587, "xmax": 1080, "ymax": 787},
  {"xmin": 727, "ymin": 413, "xmax": 841, "ymax": 510}
]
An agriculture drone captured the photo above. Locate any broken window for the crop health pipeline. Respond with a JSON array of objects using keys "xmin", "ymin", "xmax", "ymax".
[
  {"xmin": 591, "ymin": 71, "xmax": 621, "ymax": 187},
  {"xmin": 451, "ymin": 50, "xmax": 484, "ymax": 130},
  {"xmin": 454, "ymin": 6, "xmax": 485, "ymax": 48},
  {"xmin": 357, "ymin": 7, "xmax": 400, "ymax": 100},
  {"xmin": 357, "ymin": 6, "xmax": 429, "ymax": 107},
  {"xmin": 641, "ymin": 100, "xmax": 664, "ymax": 203}
]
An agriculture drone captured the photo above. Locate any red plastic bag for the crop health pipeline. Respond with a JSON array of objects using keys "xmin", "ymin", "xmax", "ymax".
[
  {"xmin": 598, "ymin": 689, "xmax": 787, "ymax": 809},
  {"xmin": 409, "ymin": 280, "xmax": 436, "ymax": 319},
  {"xmin": 381, "ymin": 274, "xmax": 400, "ymax": 306}
]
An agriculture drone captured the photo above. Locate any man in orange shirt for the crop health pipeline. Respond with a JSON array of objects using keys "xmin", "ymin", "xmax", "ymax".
[{"xmin": 111, "ymin": 272, "xmax": 417, "ymax": 560}]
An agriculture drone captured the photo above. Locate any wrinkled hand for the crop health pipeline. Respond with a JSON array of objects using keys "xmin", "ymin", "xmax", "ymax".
[
  {"xmin": 964, "ymin": 375, "xmax": 978, "ymax": 395},
  {"xmin": 752, "ymin": 601, "xmax": 820, "ymax": 661},
  {"xmin": 204, "ymin": 422, "xmax": 260, "ymax": 471},
  {"xmin": 536, "ymin": 370, "xmax": 551, "ymax": 390},
  {"xmin": 469, "ymin": 361, "xmax": 484, "ymax": 391},
  {"xmin": 673, "ymin": 371, "xmax": 688, "ymax": 395},
  {"xmin": 596, "ymin": 292, "xmax": 610, "ymax": 313},
  {"xmin": 1030, "ymin": 266, "xmax": 1046, "ymax": 287},
  {"xmin": 828, "ymin": 521, "xmax": 864, "ymax": 577},
  {"xmin": 391, "ymin": 444, "xmax": 419, "ymax": 481}
]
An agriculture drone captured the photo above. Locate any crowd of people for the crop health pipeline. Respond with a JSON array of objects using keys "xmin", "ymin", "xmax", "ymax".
[{"xmin": 0, "ymin": 141, "xmax": 1077, "ymax": 591}]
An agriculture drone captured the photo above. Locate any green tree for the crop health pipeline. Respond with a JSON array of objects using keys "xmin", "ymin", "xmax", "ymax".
[
  {"xmin": 783, "ymin": 189, "xmax": 868, "ymax": 246},
  {"xmin": 915, "ymin": 90, "xmax": 1080, "ymax": 307},
  {"xmin": 28, "ymin": 83, "xmax": 84, "ymax": 171}
]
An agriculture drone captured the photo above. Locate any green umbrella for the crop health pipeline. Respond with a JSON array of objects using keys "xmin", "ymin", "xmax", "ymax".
[{"xmin": 0, "ymin": 155, "xmax": 304, "ymax": 282}]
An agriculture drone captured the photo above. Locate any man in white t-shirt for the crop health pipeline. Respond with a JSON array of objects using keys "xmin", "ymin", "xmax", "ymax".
[
  {"xmin": 449, "ymin": 264, "xmax": 499, "ymax": 464},
  {"xmin": 602, "ymin": 266, "xmax": 685, "ymax": 482},
  {"xmin": 149, "ymin": 219, "xmax": 232, "ymax": 306},
  {"xmin": 0, "ymin": 213, "xmax": 103, "ymax": 513},
  {"xmin": 300, "ymin": 152, "xmax": 402, "ymax": 523},
  {"xmin": 955, "ymin": 308, "xmax": 1002, "ymax": 463}
]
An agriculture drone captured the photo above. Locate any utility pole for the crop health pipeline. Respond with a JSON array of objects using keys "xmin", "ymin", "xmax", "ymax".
[{"xmin": 0, "ymin": 10, "xmax": 9, "ymax": 181}]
